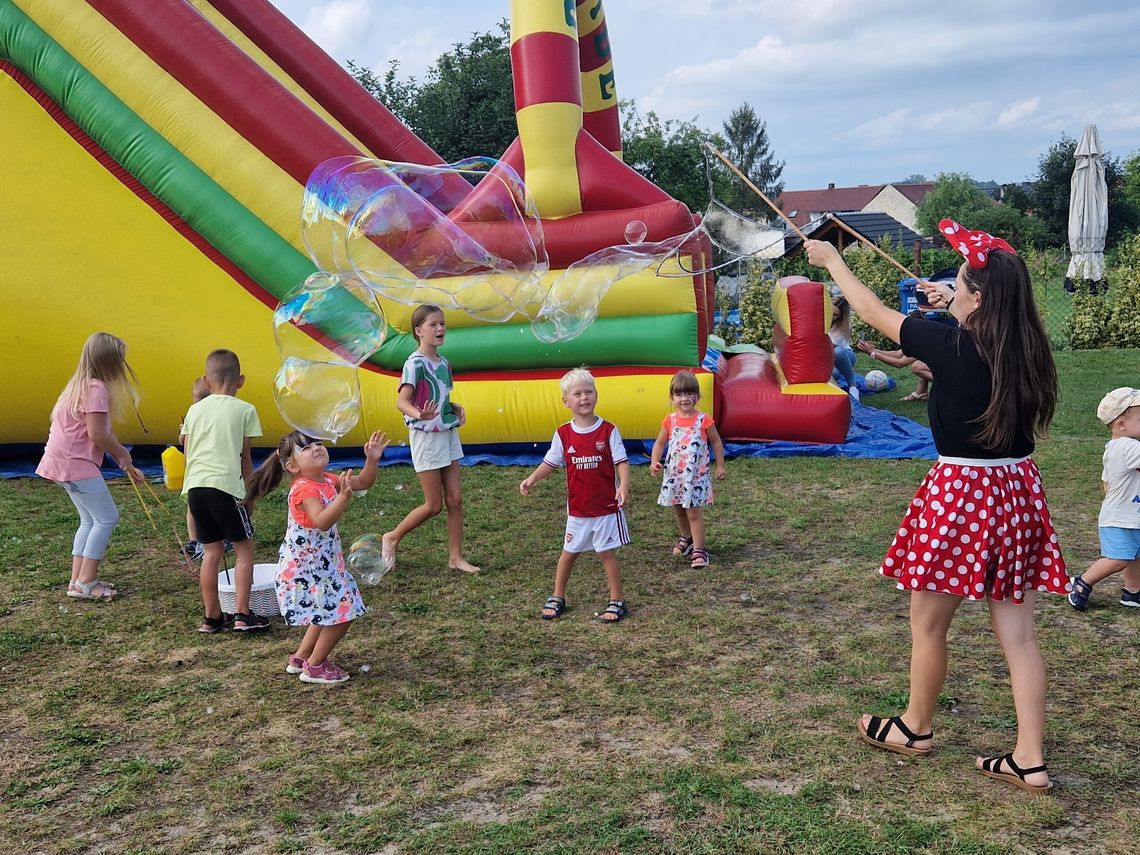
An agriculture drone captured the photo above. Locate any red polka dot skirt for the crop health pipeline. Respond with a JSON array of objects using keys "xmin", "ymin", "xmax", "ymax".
[{"xmin": 880, "ymin": 458, "xmax": 1068, "ymax": 603}]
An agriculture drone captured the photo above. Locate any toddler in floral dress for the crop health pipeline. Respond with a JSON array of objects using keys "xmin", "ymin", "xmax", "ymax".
[
  {"xmin": 245, "ymin": 429, "xmax": 388, "ymax": 684},
  {"xmin": 649, "ymin": 371, "xmax": 727, "ymax": 568}
]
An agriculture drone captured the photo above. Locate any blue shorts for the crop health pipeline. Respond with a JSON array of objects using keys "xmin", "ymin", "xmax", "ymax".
[{"xmin": 1099, "ymin": 526, "xmax": 1140, "ymax": 561}]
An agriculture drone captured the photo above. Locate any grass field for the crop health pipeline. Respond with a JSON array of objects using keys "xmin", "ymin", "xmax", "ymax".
[{"xmin": 2, "ymin": 349, "xmax": 1137, "ymax": 854}]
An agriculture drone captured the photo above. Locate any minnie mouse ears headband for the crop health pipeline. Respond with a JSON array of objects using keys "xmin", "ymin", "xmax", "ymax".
[{"xmin": 938, "ymin": 219, "xmax": 1017, "ymax": 269}]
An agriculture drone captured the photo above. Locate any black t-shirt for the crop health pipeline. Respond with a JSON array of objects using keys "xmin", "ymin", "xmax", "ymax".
[{"xmin": 900, "ymin": 316, "xmax": 1034, "ymax": 459}]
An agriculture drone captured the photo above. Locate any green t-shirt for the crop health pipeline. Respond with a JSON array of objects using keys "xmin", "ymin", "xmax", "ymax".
[{"xmin": 181, "ymin": 395, "xmax": 261, "ymax": 499}]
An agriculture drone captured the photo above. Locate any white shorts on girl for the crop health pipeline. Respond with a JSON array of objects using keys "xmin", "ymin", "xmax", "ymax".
[
  {"xmin": 409, "ymin": 428, "xmax": 463, "ymax": 472},
  {"xmin": 563, "ymin": 511, "xmax": 630, "ymax": 554}
]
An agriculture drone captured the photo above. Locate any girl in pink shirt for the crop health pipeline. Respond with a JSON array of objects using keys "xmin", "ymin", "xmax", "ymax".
[{"xmin": 36, "ymin": 333, "xmax": 144, "ymax": 600}]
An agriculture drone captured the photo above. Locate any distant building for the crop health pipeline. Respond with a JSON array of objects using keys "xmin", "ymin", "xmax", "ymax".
[{"xmin": 777, "ymin": 182, "xmax": 935, "ymax": 233}]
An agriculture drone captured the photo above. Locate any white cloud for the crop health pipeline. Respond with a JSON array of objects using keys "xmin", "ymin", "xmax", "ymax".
[
  {"xmin": 300, "ymin": 1, "xmax": 376, "ymax": 59},
  {"xmin": 996, "ymin": 98, "xmax": 1042, "ymax": 129}
]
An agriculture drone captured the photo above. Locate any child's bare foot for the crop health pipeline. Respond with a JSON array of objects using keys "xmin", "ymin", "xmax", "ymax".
[
  {"xmin": 448, "ymin": 557, "xmax": 480, "ymax": 574},
  {"xmin": 380, "ymin": 532, "xmax": 397, "ymax": 571}
]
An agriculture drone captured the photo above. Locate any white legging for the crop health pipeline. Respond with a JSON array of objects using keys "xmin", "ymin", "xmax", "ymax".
[{"xmin": 61, "ymin": 477, "xmax": 121, "ymax": 560}]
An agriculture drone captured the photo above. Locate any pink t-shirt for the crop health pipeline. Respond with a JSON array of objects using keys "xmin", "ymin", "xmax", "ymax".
[{"xmin": 35, "ymin": 380, "xmax": 111, "ymax": 482}]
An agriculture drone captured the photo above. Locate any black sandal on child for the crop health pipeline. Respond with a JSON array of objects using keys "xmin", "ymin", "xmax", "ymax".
[
  {"xmin": 857, "ymin": 714, "xmax": 933, "ymax": 756},
  {"xmin": 198, "ymin": 613, "xmax": 232, "ymax": 634},
  {"xmin": 232, "ymin": 612, "xmax": 270, "ymax": 632},
  {"xmin": 977, "ymin": 753, "xmax": 1053, "ymax": 794},
  {"xmin": 540, "ymin": 595, "xmax": 566, "ymax": 620},
  {"xmin": 672, "ymin": 536, "xmax": 694, "ymax": 557},
  {"xmin": 593, "ymin": 599, "xmax": 629, "ymax": 623}
]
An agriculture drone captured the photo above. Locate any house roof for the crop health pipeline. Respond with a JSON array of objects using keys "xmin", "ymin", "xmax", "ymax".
[
  {"xmin": 891, "ymin": 183, "xmax": 935, "ymax": 204},
  {"xmin": 776, "ymin": 185, "xmax": 883, "ymax": 227},
  {"xmin": 786, "ymin": 212, "xmax": 935, "ymax": 254}
]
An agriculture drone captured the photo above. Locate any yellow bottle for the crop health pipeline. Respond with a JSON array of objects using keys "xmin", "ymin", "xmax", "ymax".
[{"xmin": 161, "ymin": 445, "xmax": 186, "ymax": 491}]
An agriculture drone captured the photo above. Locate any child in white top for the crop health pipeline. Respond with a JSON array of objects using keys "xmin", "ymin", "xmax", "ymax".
[
  {"xmin": 381, "ymin": 305, "xmax": 479, "ymax": 574},
  {"xmin": 650, "ymin": 370, "xmax": 726, "ymax": 569},
  {"xmin": 1067, "ymin": 388, "xmax": 1140, "ymax": 610}
]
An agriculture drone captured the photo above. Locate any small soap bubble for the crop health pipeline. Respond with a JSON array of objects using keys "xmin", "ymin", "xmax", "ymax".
[
  {"xmin": 359, "ymin": 664, "xmax": 371, "ymax": 674},
  {"xmin": 624, "ymin": 219, "xmax": 647, "ymax": 244},
  {"xmin": 348, "ymin": 534, "xmax": 391, "ymax": 585},
  {"xmin": 394, "ymin": 484, "xmax": 404, "ymax": 491},
  {"xmin": 206, "ymin": 706, "xmax": 215, "ymax": 715}
]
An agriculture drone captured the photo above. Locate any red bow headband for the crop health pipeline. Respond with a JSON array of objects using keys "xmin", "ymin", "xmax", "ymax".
[{"xmin": 938, "ymin": 219, "xmax": 1017, "ymax": 268}]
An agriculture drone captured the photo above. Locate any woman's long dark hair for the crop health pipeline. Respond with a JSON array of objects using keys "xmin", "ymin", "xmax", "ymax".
[
  {"xmin": 961, "ymin": 251, "xmax": 1057, "ymax": 449},
  {"xmin": 244, "ymin": 431, "xmax": 310, "ymax": 510}
]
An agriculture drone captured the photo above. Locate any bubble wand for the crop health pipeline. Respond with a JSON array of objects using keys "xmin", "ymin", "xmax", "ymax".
[{"xmin": 703, "ymin": 142, "xmax": 925, "ymax": 282}]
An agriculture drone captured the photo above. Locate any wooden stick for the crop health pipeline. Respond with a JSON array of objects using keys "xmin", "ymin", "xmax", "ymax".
[
  {"xmin": 704, "ymin": 142, "xmax": 809, "ymax": 242},
  {"xmin": 827, "ymin": 214, "xmax": 921, "ymax": 281}
]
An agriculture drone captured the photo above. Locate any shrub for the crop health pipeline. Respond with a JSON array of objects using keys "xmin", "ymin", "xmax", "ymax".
[
  {"xmin": 1107, "ymin": 233, "xmax": 1140, "ymax": 347},
  {"xmin": 1065, "ymin": 279, "xmax": 1111, "ymax": 349},
  {"xmin": 738, "ymin": 259, "xmax": 775, "ymax": 350}
]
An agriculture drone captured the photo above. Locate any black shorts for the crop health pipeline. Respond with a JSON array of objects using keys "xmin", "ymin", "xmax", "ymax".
[{"xmin": 187, "ymin": 487, "xmax": 253, "ymax": 545}]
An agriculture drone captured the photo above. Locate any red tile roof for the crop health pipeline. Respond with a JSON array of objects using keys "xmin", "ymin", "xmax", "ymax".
[
  {"xmin": 893, "ymin": 183, "xmax": 935, "ymax": 204},
  {"xmin": 776, "ymin": 185, "xmax": 884, "ymax": 227}
]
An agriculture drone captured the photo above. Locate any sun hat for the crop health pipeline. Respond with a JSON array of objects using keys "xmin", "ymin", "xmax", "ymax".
[
  {"xmin": 938, "ymin": 219, "xmax": 1017, "ymax": 268},
  {"xmin": 1096, "ymin": 387, "xmax": 1140, "ymax": 425}
]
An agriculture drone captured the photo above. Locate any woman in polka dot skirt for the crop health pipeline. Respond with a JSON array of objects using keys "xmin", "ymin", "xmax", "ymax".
[{"xmin": 806, "ymin": 220, "xmax": 1067, "ymax": 795}]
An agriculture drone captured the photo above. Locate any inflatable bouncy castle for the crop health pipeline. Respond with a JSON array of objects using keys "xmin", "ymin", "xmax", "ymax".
[{"xmin": 0, "ymin": 0, "xmax": 850, "ymax": 449}]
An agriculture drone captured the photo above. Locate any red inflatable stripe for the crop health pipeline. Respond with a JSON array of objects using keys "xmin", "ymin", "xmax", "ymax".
[
  {"xmin": 511, "ymin": 32, "xmax": 582, "ymax": 110},
  {"xmin": 577, "ymin": 23, "xmax": 611, "ymax": 73},
  {"xmin": 86, "ymin": 0, "xmax": 360, "ymax": 184}
]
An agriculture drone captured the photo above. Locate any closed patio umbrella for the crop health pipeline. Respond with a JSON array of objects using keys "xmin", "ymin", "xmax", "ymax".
[{"xmin": 1066, "ymin": 124, "xmax": 1107, "ymax": 284}]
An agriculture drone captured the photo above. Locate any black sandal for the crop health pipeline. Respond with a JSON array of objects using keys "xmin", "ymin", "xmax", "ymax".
[
  {"xmin": 593, "ymin": 599, "xmax": 628, "ymax": 623},
  {"xmin": 857, "ymin": 714, "xmax": 932, "ymax": 756},
  {"xmin": 232, "ymin": 611, "xmax": 270, "ymax": 632},
  {"xmin": 198, "ymin": 613, "xmax": 232, "ymax": 634},
  {"xmin": 540, "ymin": 595, "xmax": 566, "ymax": 620},
  {"xmin": 977, "ymin": 753, "xmax": 1053, "ymax": 794}
]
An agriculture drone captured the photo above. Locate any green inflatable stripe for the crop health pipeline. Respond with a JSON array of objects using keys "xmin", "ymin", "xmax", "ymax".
[
  {"xmin": 0, "ymin": 0, "xmax": 315, "ymax": 297},
  {"xmin": 1, "ymin": 3, "xmax": 699, "ymax": 373},
  {"xmin": 371, "ymin": 313, "xmax": 697, "ymax": 371}
]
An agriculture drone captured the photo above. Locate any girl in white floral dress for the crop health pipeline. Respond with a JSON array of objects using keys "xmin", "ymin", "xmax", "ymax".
[
  {"xmin": 649, "ymin": 371, "xmax": 727, "ymax": 568},
  {"xmin": 245, "ymin": 429, "xmax": 388, "ymax": 684}
]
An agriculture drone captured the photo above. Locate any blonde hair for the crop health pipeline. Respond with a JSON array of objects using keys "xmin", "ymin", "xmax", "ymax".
[
  {"xmin": 54, "ymin": 332, "xmax": 139, "ymax": 421},
  {"xmin": 191, "ymin": 377, "xmax": 209, "ymax": 402},
  {"xmin": 560, "ymin": 367, "xmax": 596, "ymax": 395}
]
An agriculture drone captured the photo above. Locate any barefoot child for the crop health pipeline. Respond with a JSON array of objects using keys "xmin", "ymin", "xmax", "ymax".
[
  {"xmin": 520, "ymin": 368, "xmax": 631, "ymax": 623},
  {"xmin": 806, "ymin": 219, "xmax": 1068, "ymax": 794},
  {"xmin": 382, "ymin": 305, "xmax": 479, "ymax": 574},
  {"xmin": 246, "ymin": 430, "xmax": 388, "ymax": 684},
  {"xmin": 650, "ymin": 370, "xmax": 726, "ymax": 568},
  {"xmin": 1067, "ymin": 388, "xmax": 1140, "ymax": 610}
]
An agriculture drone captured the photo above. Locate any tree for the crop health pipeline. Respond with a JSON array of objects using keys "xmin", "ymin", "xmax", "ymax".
[
  {"xmin": 894, "ymin": 173, "xmax": 929, "ymax": 184},
  {"xmin": 349, "ymin": 22, "xmax": 516, "ymax": 163},
  {"xmin": 621, "ymin": 103, "xmax": 729, "ymax": 213},
  {"xmin": 1031, "ymin": 135, "xmax": 1138, "ymax": 249},
  {"xmin": 914, "ymin": 173, "xmax": 996, "ymax": 235},
  {"xmin": 916, "ymin": 173, "xmax": 1047, "ymax": 249},
  {"xmin": 720, "ymin": 103, "xmax": 784, "ymax": 219}
]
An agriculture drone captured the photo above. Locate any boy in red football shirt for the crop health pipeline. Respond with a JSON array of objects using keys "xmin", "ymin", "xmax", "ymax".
[{"xmin": 520, "ymin": 368, "xmax": 631, "ymax": 623}]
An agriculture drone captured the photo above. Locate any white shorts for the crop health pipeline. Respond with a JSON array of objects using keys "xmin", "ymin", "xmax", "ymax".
[
  {"xmin": 563, "ymin": 511, "xmax": 630, "ymax": 554},
  {"xmin": 409, "ymin": 428, "xmax": 463, "ymax": 473}
]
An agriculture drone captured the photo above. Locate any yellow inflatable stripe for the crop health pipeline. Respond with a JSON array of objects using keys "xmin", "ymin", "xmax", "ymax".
[
  {"xmin": 575, "ymin": 0, "xmax": 605, "ymax": 37},
  {"xmin": 781, "ymin": 383, "xmax": 846, "ymax": 397},
  {"xmin": 188, "ymin": 0, "xmax": 372, "ymax": 154},
  {"xmin": 15, "ymin": 0, "xmax": 426, "ymax": 322},
  {"xmin": 580, "ymin": 62, "xmax": 616, "ymax": 113},
  {"xmin": 516, "ymin": 102, "xmax": 583, "ymax": 219},
  {"xmin": 509, "ymin": 2, "xmax": 577, "ymax": 43},
  {"xmin": 15, "ymin": 0, "xmax": 307, "ymax": 254},
  {"xmin": 772, "ymin": 285, "xmax": 791, "ymax": 335}
]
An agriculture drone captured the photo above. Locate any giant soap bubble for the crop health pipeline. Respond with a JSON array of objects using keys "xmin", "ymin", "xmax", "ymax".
[
  {"xmin": 274, "ymin": 272, "xmax": 387, "ymax": 367},
  {"xmin": 272, "ymin": 358, "xmax": 362, "ymax": 441}
]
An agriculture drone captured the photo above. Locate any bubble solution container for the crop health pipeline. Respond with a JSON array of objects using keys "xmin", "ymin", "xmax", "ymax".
[
  {"xmin": 161, "ymin": 445, "xmax": 186, "ymax": 491},
  {"xmin": 217, "ymin": 563, "xmax": 280, "ymax": 617}
]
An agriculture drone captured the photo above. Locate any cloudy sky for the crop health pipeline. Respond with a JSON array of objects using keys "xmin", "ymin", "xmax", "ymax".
[{"xmin": 274, "ymin": 0, "xmax": 1140, "ymax": 191}]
